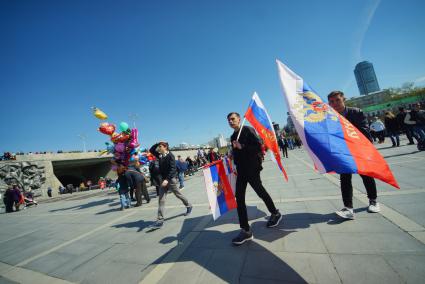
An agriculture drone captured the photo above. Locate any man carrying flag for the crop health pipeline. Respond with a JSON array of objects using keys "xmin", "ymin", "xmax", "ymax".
[
  {"xmin": 227, "ymin": 112, "xmax": 282, "ymax": 246},
  {"xmin": 328, "ymin": 91, "xmax": 380, "ymax": 219},
  {"xmin": 276, "ymin": 60, "xmax": 399, "ymax": 222}
]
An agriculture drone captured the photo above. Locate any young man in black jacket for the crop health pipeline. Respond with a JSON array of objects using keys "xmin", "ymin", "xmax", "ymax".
[
  {"xmin": 328, "ymin": 91, "xmax": 380, "ymax": 220},
  {"xmin": 149, "ymin": 141, "xmax": 192, "ymax": 228},
  {"xmin": 227, "ymin": 112, "xmax": 282, "ymax": 245}
]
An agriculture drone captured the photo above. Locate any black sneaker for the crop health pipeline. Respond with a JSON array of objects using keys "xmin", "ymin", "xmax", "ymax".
[
  {"xmin": 232, "ymin": 229, "xmax": 253, "ymax": 246},
  {"xmin": 267, "ymin": 211, "xmax": 283, "ymax": 228},
  {"xmin": 185, "ymin": 205, "xmax": 193, "ymax": 216}
]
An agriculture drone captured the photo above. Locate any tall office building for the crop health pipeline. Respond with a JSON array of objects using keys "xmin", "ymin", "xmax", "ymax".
[{"xmin": 354, "ymin": 61, "xmax": 380, "ymax": 95}]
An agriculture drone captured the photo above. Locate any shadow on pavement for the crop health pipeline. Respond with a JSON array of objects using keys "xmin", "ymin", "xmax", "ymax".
[
  {"xmin": 383, "ymin": 151, "xmax": 421, "ymax": 158},
  {"xmin": 138, "ymin": 207, "xmax": 351, "ymax": 283},
  {"xmin": 49, "ymin": 198, "xmax": 116, "ymax": 212},
  {"xmin": 109, "ymin": 205, "xmax": 352, "ymax": 282}
]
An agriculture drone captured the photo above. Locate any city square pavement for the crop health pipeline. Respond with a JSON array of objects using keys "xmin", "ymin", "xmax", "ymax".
[{"xmin": 1, "ymin": 139, "xmax": 425, "ymax": 284}]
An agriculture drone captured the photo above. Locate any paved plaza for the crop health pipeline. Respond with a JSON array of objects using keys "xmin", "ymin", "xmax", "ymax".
[{"xmin": 1, "ymin": 141, "xmax": 425, "ymax": 284}]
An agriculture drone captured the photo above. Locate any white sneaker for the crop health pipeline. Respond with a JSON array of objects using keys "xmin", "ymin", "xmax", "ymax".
[
  {"xmin": 335, "ymin": 208, "xmax": 355, "ymax": 220},
  {"xmin": 368, "ymin": 201, "xmax": 380, "ymax": 213}
]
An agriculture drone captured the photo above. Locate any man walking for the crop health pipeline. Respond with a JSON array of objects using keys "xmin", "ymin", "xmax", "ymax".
[
  {"xmin": 328, "ymin": 91, "xmax": 380, "ymax": 220},
  {"xmin": 150, "ymin": 141, "xmax": 192, "ymax": 228},
  {"xmin": 227, "ymin": 112, "xmax": 282, "ymax": 245},
  {"xmin": 176, "ymin": 155, "xmax": 187, "ymax": 190}
]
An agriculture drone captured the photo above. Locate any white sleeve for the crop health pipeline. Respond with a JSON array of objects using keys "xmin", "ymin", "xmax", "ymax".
[{"xmin": 404, "ymin": 113, "xmax": 416, "ymax": 125}]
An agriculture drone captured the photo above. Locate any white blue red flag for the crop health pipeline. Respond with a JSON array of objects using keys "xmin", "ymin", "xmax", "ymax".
[
  {"xmin": 276, "ymin": 60, "xmax": 399, "ymax": 188},
  {"xmin": 244, "ymin": 92, "xmax": 288, "ymax": 181},
  {"xmin": 203, "ymin": 159, "xmax": 237, "ymax": 220}
]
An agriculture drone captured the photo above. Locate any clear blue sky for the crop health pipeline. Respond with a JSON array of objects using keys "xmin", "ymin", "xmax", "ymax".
[{"xmin": 1, "ymin": 0, "xmax": 424, "ymax": 152}]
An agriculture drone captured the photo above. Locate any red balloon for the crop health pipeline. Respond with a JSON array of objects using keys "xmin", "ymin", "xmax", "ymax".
[
  {"xmin": 98, "ymin": 123, "xmax": 116, "ymax": 136},
  {"xmin": 111, "ymin": 132, "xmax": 130, "ymax": 143}
]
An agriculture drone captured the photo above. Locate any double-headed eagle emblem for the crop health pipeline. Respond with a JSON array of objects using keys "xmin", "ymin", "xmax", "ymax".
[{"xmin": 293, "ymin": 91, "xmax": 338, "ymax": 123}]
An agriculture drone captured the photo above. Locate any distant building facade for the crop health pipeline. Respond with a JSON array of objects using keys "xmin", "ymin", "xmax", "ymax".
[{"xmin": 354, "ymin": 61, "xmax": 380, "ymax": 95}]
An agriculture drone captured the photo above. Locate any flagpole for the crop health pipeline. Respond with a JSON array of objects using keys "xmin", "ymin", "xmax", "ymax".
[{"xmin": 236, "ymin": 117, "xmax": 246, "ymax": 141}]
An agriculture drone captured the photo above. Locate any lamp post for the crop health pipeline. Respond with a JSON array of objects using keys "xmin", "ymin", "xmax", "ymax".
[
  {"xmin": 128, "ymin": 113, "xmax": 139, "ymax": 129},
  {"xmin": 78, "ymin": 134, "xmax": 87, "ymax": 152}
]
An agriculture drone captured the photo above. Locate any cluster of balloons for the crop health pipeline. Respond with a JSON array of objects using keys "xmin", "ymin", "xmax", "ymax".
[{"xmin": 93, "ymin": 107, "xmax": 144, "ymax": 171}]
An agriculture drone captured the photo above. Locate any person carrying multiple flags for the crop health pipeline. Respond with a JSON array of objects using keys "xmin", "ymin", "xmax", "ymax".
[
  {"xmin": 200, "ymin": 59, "xmax": 399, "ymax": 246},
  {"xmin": 151, "ymin": 59, "xmax": 399, "ymax": 248}
]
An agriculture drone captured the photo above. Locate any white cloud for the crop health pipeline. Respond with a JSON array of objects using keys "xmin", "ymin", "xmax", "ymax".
[{"xmin": 414, "ymin": 76, "xmax": 425, "ymax": 84}]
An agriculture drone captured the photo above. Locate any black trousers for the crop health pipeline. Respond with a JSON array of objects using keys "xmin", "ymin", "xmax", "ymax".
[
  {"xmin": 340, "ymin": 174, "xmax": 377, "ymax": 208},
  {"xmin": 236, "ymin": 169, "xmax": 278, "ymax": 231},
  {"xmin": 282, "ymin": 145, "xmax": 288, "ymax": 158}
]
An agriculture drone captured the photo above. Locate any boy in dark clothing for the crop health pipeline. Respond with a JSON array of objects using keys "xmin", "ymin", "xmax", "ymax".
[
  {"xmin": 117, "ymin": 169, "xmax": 131, "ymax": 210},
  {"xmin": 3, "ymin": 185, "xmax": 15, "ymax": 213},
  {"xmin": 149, "ymin": 141, "xmax": 192, "ymax": 228}
]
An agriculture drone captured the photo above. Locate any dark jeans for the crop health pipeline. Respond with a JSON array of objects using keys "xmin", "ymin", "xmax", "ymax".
[
  {"xmin": 236, "ymin": 169, "xmax": 278, "ymax": 231},
  {"xmin": 126, "ymin": 170, "xmax": 150, "ymax": 205},
  {"xmin": 387, "ymin": 130, "xmax": 400, "ymax": 146},
  {"xmin": 340, "ymin": 174, "xmax": 377, "ymax": 208}
]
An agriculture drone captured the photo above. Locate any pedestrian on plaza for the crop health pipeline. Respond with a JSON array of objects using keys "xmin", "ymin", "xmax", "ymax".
[
  {"xmin": 117, "ymin": 166, "xmax": 131, "ymax": 211},
  {"xmin": 186, "ymin": 157, "xmax": 195, "ymax": 176},
  {"xmin": 287, "ymin": 137, "xmax": 294, "ymax": 150},
  {"xmin": 47, "ymin": 187, "xmax": 52, "ymax": 198},
  {"xmin": 328, "ymin": 91, "xmax": 380, "ymax": 219},
  {"xmin": 279, "ymin": 135, "xmax": 288, "ymax": 158},
  {"xmin": 149, "ymin": 141, "xmax": 193, "ymax": 228},
  {"xmin": 370, "ymin": 117, "xmax": 386, "ymax": 144},
  {"xmin": 404, "ymin": 104, "xmax": 425, "ymax": 144},
  {"xmin": 12, "ymin": 184, "xmax": 23, "ymax": 211},
  {"xmin": 125, "ymin": 153, "xmax": 150, "ymax": 207},
  {"xmin": 3, "ymin": 185, "xmax": 14, "ymax": 213},
  {"xmin": 176, "ymin": 155, "xmax": 188, "ymax": 190},
  {"xmin": 149, "ymin": 157, "xmax": 162, "ymax": 196},
  {"xmin": 207, "ymin": 149, "xmax": 219, "ymax": 163},
  {"xmin": 396, "ymin": 107, "xmax": 417, "ymax": 145},
  {"xmin": 384, "ymin": 111, "xmax": 400, "ymax": 147},
  {"xmin": 227, "ymin": 112, "xmax": 282, "ymax": 246}
]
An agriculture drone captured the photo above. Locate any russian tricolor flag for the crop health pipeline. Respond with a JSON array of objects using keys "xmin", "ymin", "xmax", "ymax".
[
  {"xmin": 203, "ymin": 159, "xmax": 237, "ymax": 220},
  {"xmin": 276, "ymin": 60, "xmax": 399, "ymax": 188},
  {"xmin": 244, "ymin": 93, "xmax": 288, "ymax": 181}
]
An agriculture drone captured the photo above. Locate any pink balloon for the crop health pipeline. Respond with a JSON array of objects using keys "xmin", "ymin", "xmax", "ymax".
[{"xmin": 129, "ymin": 128, "xmax": 140, "ymax": 148}]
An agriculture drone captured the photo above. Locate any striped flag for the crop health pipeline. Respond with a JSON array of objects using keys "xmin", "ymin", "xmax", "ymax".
[
  {"xmin": 276, "ymin": 59, "xmax": 399, "ymax": 188},
  {"xmin": 203, "ymin": 159, "xmax": 237, "ymax": 220},
  {"xmin": 244, "ymin": 92, "xmax": 288, "ymax": 181}
]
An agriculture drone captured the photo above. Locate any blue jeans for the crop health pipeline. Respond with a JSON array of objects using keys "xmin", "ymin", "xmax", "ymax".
[
  {"xmin": 178, "ymin": 172, "xmax": 185, "ymax": 188},
  {"xmin": 119, "ymin": 192, "xmax": 130, "ymax": 208},
  {"xmin": 413, "ymin": 125, "xmax": 425, "ymax": 142},
  {"xmin": 387, "ymin": 130, "xmax": 400, "ymax": 146}
]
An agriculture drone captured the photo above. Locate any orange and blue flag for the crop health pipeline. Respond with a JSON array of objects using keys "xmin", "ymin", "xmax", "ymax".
[
  {"xmin": 276, "ymin": 60, "xmax": 399, "ymax": 188},
  {"xmin": 244, "ymin": 92, "xmax": 288, "ymax": 181}
]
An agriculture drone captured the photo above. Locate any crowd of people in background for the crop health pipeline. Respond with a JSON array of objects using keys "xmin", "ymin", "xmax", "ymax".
[
  {"xmin": 2, "ymin": 184, "xmax": 38, "ymax": 213},
  {"xmin": 367, "ymin": 103, "xmax": 425, "ymax": 149}
]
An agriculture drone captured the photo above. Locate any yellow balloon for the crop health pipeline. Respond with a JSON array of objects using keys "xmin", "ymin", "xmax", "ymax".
[{"xmin": 92, "ymin": 107, "xmax": 108, "ymax": 120}]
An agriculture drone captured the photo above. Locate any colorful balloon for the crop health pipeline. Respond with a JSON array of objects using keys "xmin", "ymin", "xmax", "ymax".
[
  {"xmin": 98, "ymin": 123, "xmax": 115, "ymax": 136},
  {"xmin": 115, "ymin": 143, "xmax": 125, "ymax": 153},
  {"xmin": 111, "ymin": 132, "xmax": 130, "ymax": 143},
  {"xmin": 128, "ymin": 128, "xmax": 140, "ymax": 148},
  {"xmin": 92, "ymin": 107, "xmax": 108, "ymax": 120},
  {"xmin": 119, "ymin": 122, "xmax": 129, "ymax": 132}
]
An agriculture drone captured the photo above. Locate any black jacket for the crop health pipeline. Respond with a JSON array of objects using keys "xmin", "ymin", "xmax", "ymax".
[
  {"xmin": 230, "ymin": 126, "xmax": 263, "ymax": 173},
  {"xmin": 343, "ymin": 107, "xmax": 372, "ymax": 141},
  {"xmin": 149, "ymin": 143, "xmax": 177, "ymax": 181},
  {"xmin": 384, "ymin": 116, "xmax": 400, "ymax": 132}
]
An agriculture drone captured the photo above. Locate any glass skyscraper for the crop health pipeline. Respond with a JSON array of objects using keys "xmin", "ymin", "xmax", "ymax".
[{"xmin": 354, "ymin": 61, "xmax": 380, "ymax": 95}]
